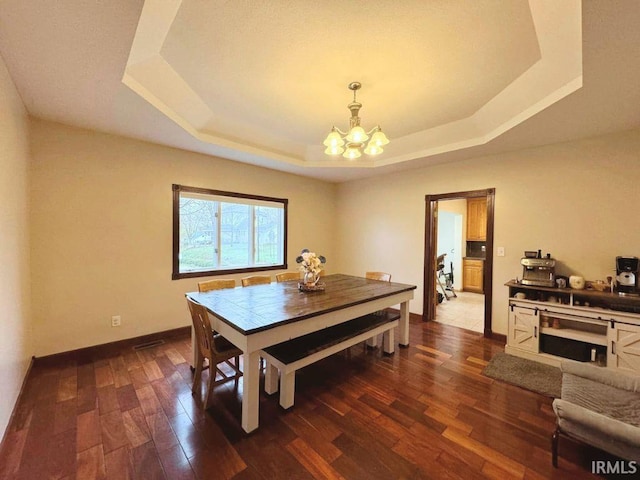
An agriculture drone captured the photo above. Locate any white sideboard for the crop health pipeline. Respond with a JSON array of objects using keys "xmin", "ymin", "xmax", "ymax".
[{"xmin": 505, "ymin": 280, "xmax": 640, "ymax": 372}]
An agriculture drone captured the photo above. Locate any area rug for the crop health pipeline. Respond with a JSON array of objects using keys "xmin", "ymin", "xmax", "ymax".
[{"xmin": 482, "ymin": 352, "xmax": 562, "ymax": 398}]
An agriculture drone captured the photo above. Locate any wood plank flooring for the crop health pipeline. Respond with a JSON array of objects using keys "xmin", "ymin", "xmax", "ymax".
[{"xmin": 0, "ymin": 320, "xmax": 612, "ymax": 479}]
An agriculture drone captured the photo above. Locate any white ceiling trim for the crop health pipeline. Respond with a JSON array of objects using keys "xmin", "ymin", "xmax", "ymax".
[{"xmin": 123, "ymin": 0, "xmax": 582, "ymax": 170}]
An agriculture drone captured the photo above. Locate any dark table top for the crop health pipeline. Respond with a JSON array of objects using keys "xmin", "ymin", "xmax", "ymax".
[{"xmin": 186, "ymin": 273, "xmax": 416, "ymax": 335}]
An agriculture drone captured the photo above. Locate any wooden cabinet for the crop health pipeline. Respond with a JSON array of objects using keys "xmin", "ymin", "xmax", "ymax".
[
  {"xmin": 466, "ymin": 197, "xmax": 487, "ymax": 241},
  {"xmin": 463, "ymin": 259, "xmax": 484, "ymax": 293},
  {"xmin": 505, "ymin": 280, "xmax": 640, "ymax": 373}
]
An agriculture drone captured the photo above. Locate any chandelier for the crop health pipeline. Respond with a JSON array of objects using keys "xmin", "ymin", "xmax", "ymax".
[{"xmin": 323, "ymin": 82, "xmax": 389, "ymax": 159}]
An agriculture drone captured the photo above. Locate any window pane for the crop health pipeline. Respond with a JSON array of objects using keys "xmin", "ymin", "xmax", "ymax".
[
  {"xmin": 179, "ymin": 197, "xmax": 218, "ymax": 272},
  {"xmin": 255, "ymin": 206, "xmax": 283, "ymax": 264},
  {"xmin": 172, "ymin": 185, "xmax": 288, "ymax": 279},
  {"xmin": 220, "ymin": 202, "xmax": 250, "ymax": 267}
]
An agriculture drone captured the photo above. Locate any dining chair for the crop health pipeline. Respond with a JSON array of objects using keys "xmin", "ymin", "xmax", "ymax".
[
  {"xmin": 366, "ymin": 271, "xmax": 392, "ymax": 282},
  {"xmin": 198, "ymin": 279, "xmax": 236, "ymax": 292},
  {"xmin": 241, "ymin": 275, "xmax": 272, "ymax": 287},
  {"xmin": 239, "ymin": 275, "xmax": 271, "ymax": 372},
  {"xmin": 364, "ymin": 271, "xmax": 392, "ymax": 349},
  {"xmin": 275, "ymin": 272, "xmax": 301, "ymax": 282},
  {"xmin": 187, "ymin": 297, "xmax": 243, "ymax": 409},
  {"xmin": 197, "ymin": 279, "xmax": 236, "ymax": 335}
]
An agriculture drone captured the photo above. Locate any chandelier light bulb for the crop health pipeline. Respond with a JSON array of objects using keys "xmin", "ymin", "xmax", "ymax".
[
  {"xmin": 364, "ymin": 143, "xmax": 383, "ymax": 156},
  {"xmin": 324, "ymin": 145, "xmax": 345, "ymax": 155},
  {"xmin": 343, "ymin": 146, "xmax": 362, "ymax": 160},
  {"xmin": 370, "ymin": 130, "xmax": 389, "ymax": 147},
  {"xmin": 323, "ymin": 129, "xmax": 344, "ymax": 148},
  {"xmin": 346, "ymin": 126, "xmax": 368, "ymax": 143}
]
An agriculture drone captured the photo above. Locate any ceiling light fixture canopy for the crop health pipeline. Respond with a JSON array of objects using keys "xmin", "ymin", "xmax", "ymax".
[{"xmin": 323, "ymin": 82, "xmax": 389, "ymax": 159}]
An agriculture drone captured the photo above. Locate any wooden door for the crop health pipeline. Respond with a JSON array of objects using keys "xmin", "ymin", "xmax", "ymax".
[
  {"xmin": 609, "ymin": 322, "xmax": 640, "ymax": 373},
  {"xmin": 508, "ymin": 305, "xmax": 539, "ymax": 352}
]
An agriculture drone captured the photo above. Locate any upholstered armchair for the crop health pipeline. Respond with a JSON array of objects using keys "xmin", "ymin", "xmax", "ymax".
[{"xmin": 552, "ymin": 360, "xmax": 640, "ymax": 466}]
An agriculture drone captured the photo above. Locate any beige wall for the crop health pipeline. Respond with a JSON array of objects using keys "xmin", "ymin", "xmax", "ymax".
[
  {"xmin": 0, "ymin": 55, "xmax": 31, "ymax": 439},
  {"xmin": 29, "ymin": 120, "xmax": 337, "ymax": 356},
  {"xmin": 336, "ymin": 129, "xmax": 640, "ymax": 334}
]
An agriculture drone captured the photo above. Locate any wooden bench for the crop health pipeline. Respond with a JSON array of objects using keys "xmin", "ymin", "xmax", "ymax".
[{"xmin": 260, "ymin": 310, "xmax": 400, "ymax": 409}]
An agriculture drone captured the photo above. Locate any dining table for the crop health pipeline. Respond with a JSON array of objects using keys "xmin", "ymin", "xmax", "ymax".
[{"xmin": 185, "ymin": 273, "xmax": 416, "ymax": 433}]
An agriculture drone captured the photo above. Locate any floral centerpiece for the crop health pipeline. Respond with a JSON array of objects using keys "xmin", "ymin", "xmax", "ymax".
[{"xmin": 296, "ymin": 249, "xmax": 326, "ymax": 288}]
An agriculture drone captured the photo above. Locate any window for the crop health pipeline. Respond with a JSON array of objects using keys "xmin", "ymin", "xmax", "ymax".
[{"xmin": 172, "ymin": 184, "xmax": 287, "ymax": 279}]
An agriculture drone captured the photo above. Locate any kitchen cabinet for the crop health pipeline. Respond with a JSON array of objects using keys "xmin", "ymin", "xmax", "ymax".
[
  {"xmin": 466, "ymin": 197, "xmax": 487, "ymax": 241},
  {"xmin": 463, "ymin": 259, "xmax": 484, "ymax": 293},
  {"xmin": 505, "ymin": 280, "xmax": 640, "ymax": 373}
]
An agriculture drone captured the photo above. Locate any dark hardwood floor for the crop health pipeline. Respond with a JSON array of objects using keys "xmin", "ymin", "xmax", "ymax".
[{"xmin": 0, "ymin": 320, "xmax": 608, "ymax": 479}]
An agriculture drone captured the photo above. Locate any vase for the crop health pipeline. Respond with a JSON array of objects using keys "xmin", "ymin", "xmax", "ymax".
[{"xmin": 303, "ymin": 271, "xmax": 319, "ymax": 286}]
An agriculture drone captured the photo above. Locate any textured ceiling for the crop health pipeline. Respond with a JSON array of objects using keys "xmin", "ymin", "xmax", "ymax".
[
  {"xmin": 1, "ymin": 1, "xmax": 639, "ymax": 182},
  {"xmin": 123, "ymin": 0, "xmax": 581, "ymax": 168},
  {"xmin": 162, "ymin": 0, "xmax": 540, "ymax": 139}
]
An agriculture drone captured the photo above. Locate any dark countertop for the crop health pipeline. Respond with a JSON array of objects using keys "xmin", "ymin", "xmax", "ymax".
[{"xmin": 463, "ymin": 256, "xmax": 485, "ymax": 260}]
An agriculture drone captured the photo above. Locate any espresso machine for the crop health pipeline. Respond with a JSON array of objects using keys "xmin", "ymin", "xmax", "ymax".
[
  {"xmin": 616, "ymin": 256, "xmax": 639, "ymax": 296},
  {"xmin": 521, "ymin": 255, "xmax": 556, "ymax": 287}
]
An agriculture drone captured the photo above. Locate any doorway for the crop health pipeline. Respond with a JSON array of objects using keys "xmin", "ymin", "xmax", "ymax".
[
  {"xmin": 437, "ymin": 209, "xmax": 463, "ymax": 293},
  {"xmin": 435, "ymin": 201, "xmax": 483, "ymax": 332},
  {"xmin": 422, "ymin": 189, "xmax": 496, "ymax": 337}
]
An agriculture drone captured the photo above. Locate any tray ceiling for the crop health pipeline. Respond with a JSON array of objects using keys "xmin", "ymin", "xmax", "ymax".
[{"xmin": 123, "ymin": 0, "xmax": 581, "ymax": 169}]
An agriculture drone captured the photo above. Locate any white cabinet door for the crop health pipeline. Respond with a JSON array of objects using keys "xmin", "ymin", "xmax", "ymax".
[
  {"xmin": 508, "ymin": 305, "xmax": 539, "ymax": 353},
  {"xmin": 609, "ymin": 322, "xmax": 640, "ymax": 373}
]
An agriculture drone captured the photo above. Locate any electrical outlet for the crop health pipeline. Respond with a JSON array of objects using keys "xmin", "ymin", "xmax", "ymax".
[
  {"xmin": 497, "ymin": 246, "xmax": 505, "ymax": 257},
  {"xmin": 111, "ymin": 315, "xmax": 121, "ymax": 327}
]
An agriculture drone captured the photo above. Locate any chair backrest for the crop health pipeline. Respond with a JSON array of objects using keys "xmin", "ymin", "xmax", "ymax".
[
  {"xmin": 241, "ymin": 275, "xmax": 271, "ymax": 287},
  {"xmin": 276, "ymin": 272, "xmax": 300, "ymax": 282},
  {"xmin": 366, "ymin": 271, "xmax": 392, "ymax": 282},
  {"xmin": 187, "ymin": 297, "xmax": 216, "ymax": 357},
  {"xmin": 198, "ymin": 279, "xmax": 236, "ymax": 292}
]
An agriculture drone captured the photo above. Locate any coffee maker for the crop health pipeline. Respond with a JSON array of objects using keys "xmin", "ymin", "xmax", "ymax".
[
  {"xmin": 521, "ymin": 256, "xmax": 556, "ymax": 287},
  {"xmin": 616, "ymin": 256, "xmax": 639, "ymax": 296}
]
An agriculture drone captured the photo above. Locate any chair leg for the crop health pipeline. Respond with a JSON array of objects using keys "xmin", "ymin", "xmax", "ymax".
[
  {"xmin": 204, "ymin": 362, "xmax": 217, "ymax": 410},
  {"xmin": 192, "ymin": 351, "xmax": 204, "ymax": 396},
  {"xmin": 552, "ymin": 426, "xmax": 560, "ymax": 468},
  {"xmin": 234, "ymin": 354, "xmax": 242, "ymax": 385}
]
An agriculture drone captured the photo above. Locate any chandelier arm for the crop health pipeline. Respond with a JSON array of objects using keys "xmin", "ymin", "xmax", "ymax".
[{"xmin": 333, "ymin": 127, "xmax": 349, "ymax": 136}]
